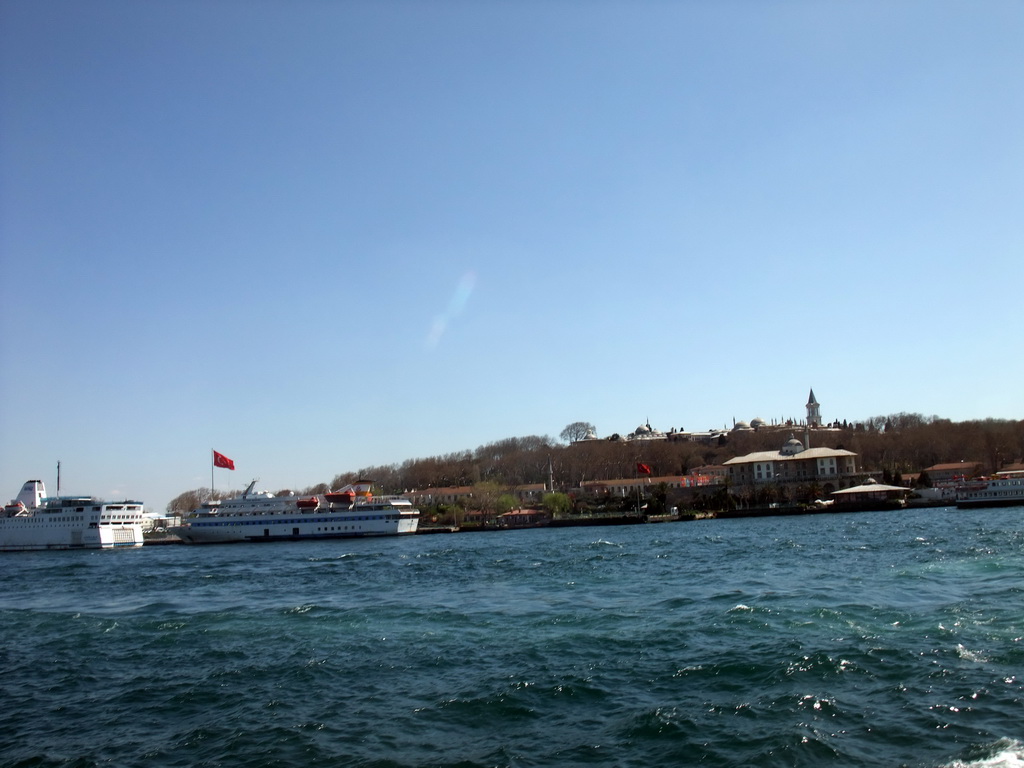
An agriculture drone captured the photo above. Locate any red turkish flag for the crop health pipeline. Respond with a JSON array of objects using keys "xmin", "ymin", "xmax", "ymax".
[
  {"xmin": 637, "ymin": 462, "xmax": 652, "ymax": 476},
  {"xmin": 213, "ymin": 450, "xmax": 235, "ymax": 470}
]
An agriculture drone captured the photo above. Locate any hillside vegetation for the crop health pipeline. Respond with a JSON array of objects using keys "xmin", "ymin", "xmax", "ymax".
[{"xmin": 166, "ymin": 414, "xmax": 1024, "ymax": 515}]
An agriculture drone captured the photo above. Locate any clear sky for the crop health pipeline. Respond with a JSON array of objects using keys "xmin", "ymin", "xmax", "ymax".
[{"xmin": 2, "ymin": 1, "xmax": 1022, "ymax": 513}]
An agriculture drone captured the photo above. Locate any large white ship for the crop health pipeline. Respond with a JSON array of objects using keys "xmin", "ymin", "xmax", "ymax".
[
  {"xmin": 956, "ymin": 471, "xmax": 1024, "ymax": 509},
  {"xmin": 2, "ymin": 480, "xmax": 145, "ymax": 551},
  {"xmin": 171, "ymin": 479, "xmax": 420, "ymax": 544}
]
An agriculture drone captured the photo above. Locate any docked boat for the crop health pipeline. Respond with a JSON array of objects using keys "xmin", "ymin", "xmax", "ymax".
[
  {"xmin": 1, "ymin": 480, "xmax": 145, "ymax": 551},
  {"xmin": 170, "ymin": 479, "xmax": 420, "ymax": 544},
  {"xmin": 955, "ymin": 471, "xmax": 1024, "ymax": 509}
]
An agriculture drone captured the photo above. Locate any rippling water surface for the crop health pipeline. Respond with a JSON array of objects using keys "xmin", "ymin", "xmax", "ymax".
[{"xmin": 2, "ymin": 506, "xmax": 1023, "ymax": 767}]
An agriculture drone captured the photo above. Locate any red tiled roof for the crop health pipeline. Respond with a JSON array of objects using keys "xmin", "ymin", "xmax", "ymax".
[{"xmin": 924, "ymin": 462, "xmax": 981, "ymax": 472}]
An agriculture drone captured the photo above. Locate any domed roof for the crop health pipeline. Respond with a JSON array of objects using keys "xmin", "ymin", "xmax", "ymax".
[
  {"xmin": 780, "ymin": 436, "xmax": 804, "ymax": 455},
  {"xmin": 751, "ymin": 416, "xmax": 766, "ymax": 428},
  {"xmin": 732, "ymin": 421, "xmax": 752, "ymax": 432}
]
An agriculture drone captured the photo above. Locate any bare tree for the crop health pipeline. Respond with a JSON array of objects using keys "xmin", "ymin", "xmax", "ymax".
[
  {"xmin": 166, "ymin": 417, "xmax": 1024, "ymax": 509},
  {"xmin": 560, "ymin": 421, "xmax": 596, "ymax": 444}
]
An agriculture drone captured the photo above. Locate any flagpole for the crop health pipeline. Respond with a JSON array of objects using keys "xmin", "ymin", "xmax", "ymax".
[
  {"xmin": 211, "ymin": 449, "xmax": 214, "ymax": 499},
  {"xmin": 634, "ymin": 460, "xmax": 639, "ymax": 514}
]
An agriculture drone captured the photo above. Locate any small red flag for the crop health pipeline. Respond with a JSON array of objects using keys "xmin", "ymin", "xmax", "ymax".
[
  {"xmin": 213, "ymin": 450, "xmax": 235, "ymax": 470},
  {"xmin": 637, "ymin": 462, "xmax": 652, "ymax": 476}
]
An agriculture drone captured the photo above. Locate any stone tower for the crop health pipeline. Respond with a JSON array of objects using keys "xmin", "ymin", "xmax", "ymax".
[{"xmin": 806, "ymin": 388, "xmax": 821, "ymax": 428}]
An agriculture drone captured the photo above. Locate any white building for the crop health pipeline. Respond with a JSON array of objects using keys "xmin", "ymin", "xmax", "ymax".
[{"xmin": 723, "ymin": 435, "xmax": 856, "ymax": 486}]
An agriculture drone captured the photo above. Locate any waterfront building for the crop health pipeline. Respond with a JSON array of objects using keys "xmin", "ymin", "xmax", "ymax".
[
  {"xmin": 578, "ymin": 475, "xmax": 686, "ymax": 498},
  {"xmin": 497, "ymin": 508, "xmax": 551, "ymax": 528},
  {"xmin": 830, "ymin": 479, "xmax": 910, "ymax": 506},
  {"xmin": 683, "ymin": 465, "xmax": 727, "ymax": 486},
  {"xmin": 723, "ymin": 434, "xmax": 857, "ymax": 489},
  {"xmin": 923, "ymin": 462, "xmax": 983, "ymax": 483},
  {"xmin": 405, "ymin": 486, "xmax": 475, "ymax": 506}
]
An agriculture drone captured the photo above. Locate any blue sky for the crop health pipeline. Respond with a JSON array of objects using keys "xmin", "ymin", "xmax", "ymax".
[{"xmin": 2, "ymin": 1, "xmax": 1022, "ymax": 513}]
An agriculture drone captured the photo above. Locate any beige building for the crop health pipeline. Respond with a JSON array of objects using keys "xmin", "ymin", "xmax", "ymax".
[
  {"xmin": 724, "ymin": 435, "xmax": 857, "ymax": 486},
  {"xmin": 923, "ymin": 462, "xmax": 983, "ymax": 483},
  {"xmin": 579, "ymin": 475, "xmax": 685, "ymax": 497},
  {"xmin": 405, "ymin": 486, "xmax": 474, "ymax": 506}
]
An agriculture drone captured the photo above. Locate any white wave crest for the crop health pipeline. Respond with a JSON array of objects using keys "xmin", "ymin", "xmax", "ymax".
[
  {"xmin": 942, "ymin": 738, "xmax": 1024, "ymax": 768},
  {"xmin": 956, "ymin": 643, "xmax": 989, "ymax": 663}
]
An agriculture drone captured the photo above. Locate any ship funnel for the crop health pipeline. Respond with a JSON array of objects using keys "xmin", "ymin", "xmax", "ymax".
[
  {"xmin": 15, "ymin": 480, "xmax": 46, "ymax": 509},
  {"xmin": 353, "ymin": 479, "xmax": 373, "ymax": 500}
]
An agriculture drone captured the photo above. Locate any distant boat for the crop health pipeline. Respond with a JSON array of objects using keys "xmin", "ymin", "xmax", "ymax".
[
  {"xmin": 170, "ymin": 479, "xmax": 420, "ymax": 544},
  {"xmin": 956, "ymin": 472, "xmax": 1024, "ymax": 509},
  {"xmin": 1, "ymin": 480, "xmax": 145, "ymax": 551}
]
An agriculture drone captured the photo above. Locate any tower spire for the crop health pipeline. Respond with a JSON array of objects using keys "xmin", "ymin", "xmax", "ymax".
[{"xmin": 806, "ymin": 388, "xmax": 821, "ymax": 428}]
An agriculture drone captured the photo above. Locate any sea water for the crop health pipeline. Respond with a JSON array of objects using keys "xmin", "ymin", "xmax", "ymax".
[{"xmin": 1, "ymin": 506, "xmax": 1022, "ymax": 767}]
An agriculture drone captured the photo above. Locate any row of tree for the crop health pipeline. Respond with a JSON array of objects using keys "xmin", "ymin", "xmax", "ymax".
[{"xmin": 166, "ymin": 414, "xmax": 1024, "ymax": 515}]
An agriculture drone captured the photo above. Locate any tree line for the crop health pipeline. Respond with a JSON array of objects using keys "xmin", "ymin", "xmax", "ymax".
[{"xmin": 166, "ymin": 414, "xmax": 1024, "ymax": 515}]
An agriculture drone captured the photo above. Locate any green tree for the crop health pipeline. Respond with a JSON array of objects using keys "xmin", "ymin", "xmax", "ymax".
[
  {"xmin": 495, "ymin": 494, "xmax": 518, "ymax": 515},
  {"xmin": 542, "ymin": 492, "xmax": 571, "ymax": 517}
]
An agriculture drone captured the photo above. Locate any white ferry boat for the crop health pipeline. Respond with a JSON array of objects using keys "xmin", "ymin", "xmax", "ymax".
[
  {"xmin": 955, "ymin": 471, "xmax": 1024, "ymax": 509},
  {"xmin": 2, "ymin": 480, "xmax": 145, "ymax": 551},
  {"xmin": 170, "ymin": 479, "xmax": 420, "ymax": 544}
]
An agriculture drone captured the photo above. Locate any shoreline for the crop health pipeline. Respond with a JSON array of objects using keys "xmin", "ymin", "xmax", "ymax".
[{"xmin": 144, "ymin": 500, "xmax": 959, "ymax": 545}]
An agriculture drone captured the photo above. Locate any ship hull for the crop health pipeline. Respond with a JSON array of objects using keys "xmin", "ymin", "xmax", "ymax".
[
  {"xmin": 2, "ymin": 481, "xmax": 145, "ymax": 552},
  {"xmin": 171, "ymin": 510, "xmax": 419, "ymax": 544},
  {"xmin": 955, "ymin": 497, "xmax": 1024, "ymax": 509},
  {"xmin": 955, "ymin": 473, "xmax": 1024, "ymax": 509},
  {"xmin": 0, "ymin": 520, "xmax": 144, "ymax": 551}
]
